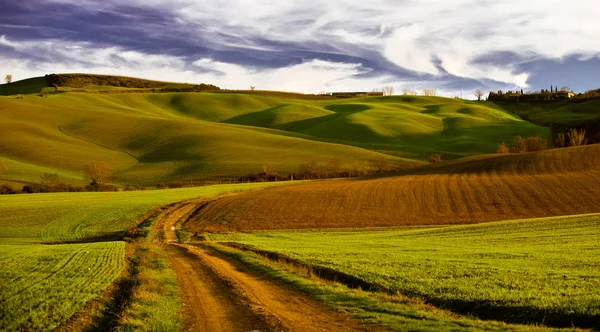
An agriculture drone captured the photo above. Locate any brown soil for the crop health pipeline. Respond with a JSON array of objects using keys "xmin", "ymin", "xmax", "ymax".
[
  {"xmin": 154, "ymin": 200, "xmax": 373, "ymax": 331},
  {"xmin": 188, "ymin": 145, "xmax": 600, "ymax": 232}
]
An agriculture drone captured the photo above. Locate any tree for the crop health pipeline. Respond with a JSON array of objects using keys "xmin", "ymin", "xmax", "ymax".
[
  {"xmin": 84, "ymin": 161, "xmax": 112, "ymax": 185},
  {"xmin": 262, "ymin": 163, "xmax": 273, "ymax": 179},
  {"xmin": 327, "ymin": 157, "xmax": 343, "ymax": 178},
  {"xmin": 370, "ymin": 156, "xmax": 390, "ymax": 173},
  {"xmin": 475, "ymin": 90, "xmax": 485, "ymax": 101},
  {"xmin": 382, "ymin": 86, "xmax": 394, "ymax": 96},
  {"xmin": 401, "ymin": 88, "xmax": 418, "ymax": 95},
  {"xmin": 250, "ymin": 86, "xmax": 256, "ymax": 91},
  {"xmin": 560, "ymin": 86, "xmax": 572, "ymax": 93},
  {"xmin": 555, "ymin": 133, "xmax": 566, "ymax": 148},
  {"xmin": 525, "ymin": 137, "xmax": 547, "ymax": 152},
  {"xmin": 352, "ymin": 160, "xmax": 369, "ymax": 177},
  {"xmin": 5, "ymin": 74, "xmax": 12, "ymax": 84},
  {"xmin": 497, "ymin": 142, "xmax": 510, "ymax": 154},
  {"xmin": 511, "ymin": 136, "xmax": 527, "ymax": 153},
  {"xmin": 428, "ymin": 154, "xmax": 443, "ymax": 164},
  {"xmin": 567, "ymin": 128, "xmax": 587, "ymax": 147},
  {"xmin": 422, "ymin": 89, "xmax": 438, "ymax": 97}
]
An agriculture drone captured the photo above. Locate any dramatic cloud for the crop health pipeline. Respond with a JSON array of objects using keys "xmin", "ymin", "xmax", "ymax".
[{"xmin": 1, "ymin": 0, "xmax": 598, "ymax": 96}]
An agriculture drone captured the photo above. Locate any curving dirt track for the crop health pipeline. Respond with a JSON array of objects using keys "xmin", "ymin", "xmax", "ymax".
[
  {"xmin": 153, "ymin": 200, "xmax": 371, "ymax": 331},
  {"xmin": 187, "ymin": 145, "xmax": 600, "ymax": 231}
]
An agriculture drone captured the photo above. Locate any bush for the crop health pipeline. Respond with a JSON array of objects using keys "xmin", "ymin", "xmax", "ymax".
[
  {"xmin": 525, "ymin": 137, "xmax": 547, "ymax": 152},
  {"xmin": 511, "ymin": 136, "xmax": 527, "ymax": 153},
  {"xmin": 85, "ymin": 183, "xmax": 119, "ymax": 192},
  {"xmin": 428, "ymin": 154, "xmax": 443, "ymax": 164},
  {"xmin": 497, "ymin": 142, "xmax": 510, "ymax": 154},
  {"xmin": 0, "ymin": 186, "xmax": 16, "ymax": 195}
]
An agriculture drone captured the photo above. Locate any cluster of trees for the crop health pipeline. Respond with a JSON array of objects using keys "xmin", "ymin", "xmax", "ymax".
[
  {"xmin": 398, "ymin": 88, "xmax": 438, "ymax": 96},
  {"xmin": 237, "ymin": 157, "xmax": 409, "ymax": 182},
  {"xmin": 497, "ymin": 129, "xmax": 587, "ymax": 155},
  {"xmin": 555, "ymin": 128, "xmax": 588, "ymax": 148},
  {"xmin": 487, "ymin": 85, "xmax": 578, "ymax": 102},
  {"xmin": 0, "ymin": 160, "xmax": 118, "ymax": 195},
  {"xmin": 497, "ymin": 136, "xmax": 548, "ymax": 154}
]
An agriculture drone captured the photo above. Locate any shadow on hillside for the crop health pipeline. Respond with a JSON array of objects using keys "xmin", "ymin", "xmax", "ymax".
[{"xmin": 42, "ymin": 231, "xmax": 126, "ymax": 245}]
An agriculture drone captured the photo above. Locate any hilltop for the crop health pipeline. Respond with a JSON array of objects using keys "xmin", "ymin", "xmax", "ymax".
[{"xmin": 0, "ymin": 74, "xmax": 549, "ymax": 187}]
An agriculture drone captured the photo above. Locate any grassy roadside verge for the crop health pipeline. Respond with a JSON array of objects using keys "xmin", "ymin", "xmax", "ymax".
[{"xmin": 202, "ymin": 243, "xmax": 564, "ymax": 332}]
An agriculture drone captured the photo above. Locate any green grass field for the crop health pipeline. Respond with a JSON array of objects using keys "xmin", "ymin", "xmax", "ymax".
[
  {"xmin": 0, "ymin": 183, "xmax": 285, "ymax": 331},
  {"xmin": 0, "ymin": 242, "xmax": 125, "ymax": 331},
  {"xmin": 208, "ymin": 214, "xmax": 600, "ymax": 329},
  {"xmin": 0, "ymin": 75, "xmax": 549, "ymax": 186},
  {"xmin": 0, "ymin": 183, "xmax": 284, "ymax": 243},
  {"xmin": 497, "ymin": 100, "xmax": 600, "ymax": 125}
]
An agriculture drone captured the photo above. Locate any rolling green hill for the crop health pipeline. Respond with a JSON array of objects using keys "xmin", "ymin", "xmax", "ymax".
[{"xmin": 0, "ymin": 75, "xmax": 550, "ymax": 187}]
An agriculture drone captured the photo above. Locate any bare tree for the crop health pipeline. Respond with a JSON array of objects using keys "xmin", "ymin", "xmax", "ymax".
[
  {"xmin": 84, "ymin": 161, "xmax": 112, "ymax": 185},
  {"xmin": 5, "ymin": 74, "xmax": 12, "ymax": 84},
  {"xmin": 475, "ymin": 89, "xmax": 485, "ymax": 101},
  {"xmin": 422, "ymin": 89, "xmax": 438, "ymax": 97},
  {"xmin": 560, "ymin": 86, "xmax": 572, "ymax": 92},
  {"xmin": 402, "ymin": 88, "xmax": 418, "ymax": 96},
  {"xmin": 382, "ymin": 86, "xmax": 394, "ymax": 96},
  {"xmin": 327, "ymin": 157, "xmax": 343, "ymax": 178},
  {"xmin": 250, "ymin": 86, "xmax": 256, "ymax": 91},
  {"xmin": 567, "ymin": 128, "xmax": 587, "ymax": 147}
]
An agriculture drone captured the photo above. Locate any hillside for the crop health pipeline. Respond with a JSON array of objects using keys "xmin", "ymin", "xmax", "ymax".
[
  {"xmin": 0, "ymin": 74, "xmax": 550, "ymax": 187},
  {"xmin": 187, "ymin": 144, "xmax": 600, "ymax": 232}
]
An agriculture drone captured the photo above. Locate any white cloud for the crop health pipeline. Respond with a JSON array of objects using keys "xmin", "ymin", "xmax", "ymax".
[{"xmin": 5, "ymin": 0, "xmax": 600, "ymax": 94}]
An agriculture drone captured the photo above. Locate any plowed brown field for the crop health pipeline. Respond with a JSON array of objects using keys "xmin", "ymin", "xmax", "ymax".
[{"xmin": 188, "ymin": 145, "xmax": 600, "ymax": 232}]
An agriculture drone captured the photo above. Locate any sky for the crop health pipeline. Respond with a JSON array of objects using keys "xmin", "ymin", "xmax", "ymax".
[{"xmin": 1, "ymin": 0, "xmax": 599, "ymax": 97}]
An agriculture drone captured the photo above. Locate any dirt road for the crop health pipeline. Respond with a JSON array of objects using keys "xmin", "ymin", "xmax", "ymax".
[{"xmin": 153, "ymin": 200, "xmax": 372, "ymax": 331}]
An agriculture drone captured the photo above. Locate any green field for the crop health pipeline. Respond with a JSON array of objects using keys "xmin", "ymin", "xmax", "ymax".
[
  {"xmin": 0, "ymin": 242, "xmax": 125, "ymax": 331},
  {"xmin": 0, "ymin": 183, "xmax": 283, "ymax": 331},
  {"xmin": 0, "ymin": 75, "xmax": 549, "ymax": 187},
  {"xmin": 209, "ymin": 214, "xmax": 600, "ymax": 329},
  {"xmin": 497, "ymin": 100, "xmax": 600, "ymax": 125},
  {"xmin": 0, "ymin": 183, "xmax": 283, "ymax": 243}
]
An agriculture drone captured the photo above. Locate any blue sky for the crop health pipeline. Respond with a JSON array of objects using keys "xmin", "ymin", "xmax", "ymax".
[{"xmin": 1, "ymin": 0, "xmax": 598, "ymax": 97}]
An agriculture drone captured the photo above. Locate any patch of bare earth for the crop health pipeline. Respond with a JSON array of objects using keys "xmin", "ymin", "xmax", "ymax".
[{"xmin": 155, "ymin": 200, "xmax": 373, "ymax": 331}]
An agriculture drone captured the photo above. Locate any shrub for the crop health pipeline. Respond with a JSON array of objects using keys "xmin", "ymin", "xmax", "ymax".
[
  {"xmin": 567, "ymin": 128, "xmax": 587, "ymax": 147},
  {"xmin": 84, "ymin": 161, "xmax": 112, "ymax": 185},
  {"xmin": 511, "ymin": 136, "xmax": 527, "ymax": 153},
  {"xmin": 555, "ymin": 133, "xmax": 566, "ymax": 148},
  {"xmin": 0, "ymin": 185, "xmax": 15, "ymax": 195},
  {"xmin": 525, "ymin": 137, "xmax": 547, "ymax": 152},
  {"xmin": 497, "ymin": 142, "xmax": 510, "ymax": 154},
  {"xmin": 428, "ymin": 154, "xmax": 443, "ymax": 164}
]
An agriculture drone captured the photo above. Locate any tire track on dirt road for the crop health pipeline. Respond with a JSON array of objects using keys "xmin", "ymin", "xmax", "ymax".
[{"xmin": 153, "ymin": 199, "xmax": 373, "ymax": 331}]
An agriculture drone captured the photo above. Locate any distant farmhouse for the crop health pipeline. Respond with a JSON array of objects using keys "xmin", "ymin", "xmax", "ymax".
[{"xmin": 327, "ymin": 91, "xmax": 384, "ymax": 98}]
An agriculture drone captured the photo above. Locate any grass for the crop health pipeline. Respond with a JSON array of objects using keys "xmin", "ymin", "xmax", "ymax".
[
  {"xmin": 497, "ymin": 100, "xmax": 600, "ymax": 125},
  {"xmin": 1, "ymin": 74, "xmax": 550, "ymax": 186},
  {"xmin": 187, "ymin": 144, "xmax": 600, "ymax": 232},
  {"xmin": 204, "ymin": 243, "xmax": 562, "ymax": 331},
  {"xmin": 207, "ymin": 214, "xmax": 600, "ymax": 329},
  {"xmin": 0, "ymin": 241, "xmax": 125, "ymax": 332},
  {"xmin": 0, "ymin": 182, "xmax": 284, "ymax": 243},
  {"xmin": 0, "ymin": 182, "xmax": 289, "ymax": 331},
  {"xmin": 115, "ymin": 244, "xmax": 180, "ymax": 332}
]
